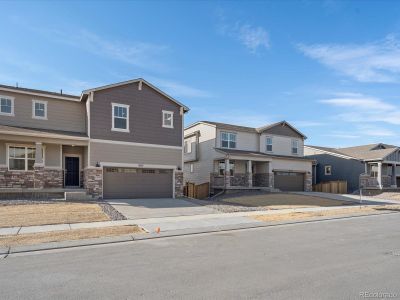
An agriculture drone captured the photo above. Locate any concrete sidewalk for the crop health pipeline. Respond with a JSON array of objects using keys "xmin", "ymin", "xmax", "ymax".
[
  {"xmin": 293, "ymin": 191, "xmax": 398, "ymax": 204},
  {"xmin": 0, "ymin": 204, "xmax": 388, "ymax": 236}
]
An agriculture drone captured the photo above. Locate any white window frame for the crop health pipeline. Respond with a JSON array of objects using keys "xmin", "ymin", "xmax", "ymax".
[
  {"xmin": 162, "ymin": 110, "xmax": 174, "ymax": 128},
  {"xmin": 184, "ymin": 140, "xmax": 192, "ymax": 154},
  {"xmin": 221, "ymin": 132, "xmax": 237, "ymax": 149},
  {"xmin": 266, "ymin": 136, "xmax": 273, "ymax": 152},
  {"xmin": 6, "ymin": 144, "xmax": 45, "ymax": 171},
  {"xmin": 32, "ymin": 99, "xmax": 48, "ymax": 120},
  {"xmin": 292, "ymin": 139, "xmax": 299, "ymax": 155},
  {"xmin": 0, "ymin": 95, "xmax": 15, "ymax": 116},
  {"xmin": 190, "ymin": 163, "xmax": 194, "ymax": 173},
  {"xmin": 111, "ymin": 103, "xmax": 130, "ymax": 133},
  {"xmin": 324, "ymin": 165, "xmax": 332, "ymax": 176}
]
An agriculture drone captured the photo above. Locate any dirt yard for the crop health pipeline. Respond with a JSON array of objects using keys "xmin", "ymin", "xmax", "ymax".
[
  {"xmin": 252, "ymin": 205, "xmax": 400, "ymax": 222},
  {"xmin": 220, "ymin": 193, "xmax": 354, "ymax": 209},
  {"xmin": 0, "ymin": 225, "xmax": 144, "ymax": 247},
  {"xmin": 0, "ymin": 203, "xmax": 110, "ymax": 228}
]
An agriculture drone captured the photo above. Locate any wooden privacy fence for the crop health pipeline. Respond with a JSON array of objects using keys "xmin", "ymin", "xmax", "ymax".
[
  {"xmin": 184, "ymin": 182, "xmax": 210, "ymax": 199},
  {"xmin": 313, "ymin": 181, "xmax": 347, "ymax": 194}
]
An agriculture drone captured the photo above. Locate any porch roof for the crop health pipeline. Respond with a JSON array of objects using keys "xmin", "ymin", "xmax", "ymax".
[
  {"xmin": 0, "ymin": 125, "xmax": 89, "ymax": 142},
  {"xmin": 215, "ymin": 148, "xmax": 314, "ymax": 162}
]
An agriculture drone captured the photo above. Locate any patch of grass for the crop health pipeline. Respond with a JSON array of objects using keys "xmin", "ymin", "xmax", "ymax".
[
  {"xmin": 252, "ymin": 205, "xmax": 400, "ymax": 222},
  {"xmin": 220, "ymin": 193, "xmax": 352, "ymax": 209},
  {"xmin": 0, "ymin": 225, "xmax": 144, "ymax": 247},
  {"xmin": 0, "ymin": 203, "xmax": 110, "ymax": 228}
]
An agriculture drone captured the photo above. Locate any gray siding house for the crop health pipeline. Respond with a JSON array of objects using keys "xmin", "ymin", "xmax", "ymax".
[
  {"xmin": 305, "ymin": 144, "xmax": 400, "ymax": 193},
  {"xmin": 0, "ymin": 78, "xmax": 189, "ymax": 199},
  {"xmin": 184, "ymin": 121, "xmax": 314, "ymax": 193}
]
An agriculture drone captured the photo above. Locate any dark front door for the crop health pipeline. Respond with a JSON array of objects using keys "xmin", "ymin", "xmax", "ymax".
[{"xmin": 65, "ymin": 157, "xmax": 80, "ymax": 187}]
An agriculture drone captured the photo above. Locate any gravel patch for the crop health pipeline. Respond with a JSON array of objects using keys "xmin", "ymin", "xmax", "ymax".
[{"xmin": 98, "ymin": 202, "xmax": 127, "ymax": 221}]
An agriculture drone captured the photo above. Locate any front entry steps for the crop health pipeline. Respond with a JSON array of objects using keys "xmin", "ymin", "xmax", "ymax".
[{"xmin": 64, "ymin": 189, "xmax": 93, "ymax": 201}]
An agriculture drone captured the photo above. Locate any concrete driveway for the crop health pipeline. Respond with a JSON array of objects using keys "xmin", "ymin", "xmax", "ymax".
[{"xmin": 106, "ymin": 198, "xmax": 217, "ymax": 219}]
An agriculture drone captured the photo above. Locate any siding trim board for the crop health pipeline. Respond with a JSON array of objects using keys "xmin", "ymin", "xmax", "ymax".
[
  {"xmin": 0, "ymin": 86, "xmax": 80, "ymax": 102},
  {"xmin": 91, "ymin": 138, "xmax": 182, "ymax": 150}
]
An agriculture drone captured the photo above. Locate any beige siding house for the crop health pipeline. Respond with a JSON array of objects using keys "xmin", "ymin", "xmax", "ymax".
[
  {"xmin": 184, "ymin": 121, "xmax": 313, "ymax": 193},
  {"xmin": 0, "ymin": 78, "xmax": 189, "ymax": 199}
]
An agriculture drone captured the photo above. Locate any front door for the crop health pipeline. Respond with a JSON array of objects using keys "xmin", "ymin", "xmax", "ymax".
[{"xmin": 65, "ymin": 157, "xmax": 80, "ymax": 187}]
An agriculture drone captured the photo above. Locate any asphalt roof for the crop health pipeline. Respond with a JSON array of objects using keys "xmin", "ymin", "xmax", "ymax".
[
  {"xmin": 306, "ymin": 143, "xmax": 399, "ymax": 161},
  {"xmin": 0, "ymin": 84, "xmax": 79, "ymax": 100}
]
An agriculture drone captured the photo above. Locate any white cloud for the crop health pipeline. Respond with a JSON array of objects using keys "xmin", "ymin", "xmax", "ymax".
[
  {"xmin": 216, "ymin": 10, "xmax": 269, "ymax": 53},
  {"xmin": 237, "ymin": 25, "xmax": 269, "ymax": 52},
  {"xmin": 319, "ymin": 93, "xmax": 400, "ymax": 125},
  {"xmin": 298, "ymin": 35, "xmax": 400, "ymax": 82}
]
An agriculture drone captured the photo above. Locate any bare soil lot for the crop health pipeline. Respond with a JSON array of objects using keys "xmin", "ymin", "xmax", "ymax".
[
  {"xmin": 252, "ymin": 205, "xmax": 400, "ymax": 222},
  {"xmin": 0, "ymin": 203, "xmax": 110, "ymax": 228},
  {"xmin": 220, "ymin": 193, "xmax": 353, "ymax": 209},
  {"xmin": 0, "ymin": 225, "xmax": 144, "ymax": 247}
]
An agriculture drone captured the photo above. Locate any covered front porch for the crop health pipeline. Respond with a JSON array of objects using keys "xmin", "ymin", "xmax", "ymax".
[
  {"xmin": 360, "ymin": 161, "xmax": 400, "ymax": 190},
  {"xmin": 210, "ymin": 154, "xmax": 274, "ymax": 190}
]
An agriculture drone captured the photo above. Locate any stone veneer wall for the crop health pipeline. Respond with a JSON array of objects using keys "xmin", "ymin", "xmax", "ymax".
[
  {"xmin": 174, "ymin": 170, "xmax": 184, "ymax": 198},
  {"xmin": 304, "ymin": 173, "xmax": 312, "ymax": 192},
  {"xmin": 253, "ymin": 173, "xmax": 273, "ymax": 187},
  {"xmin": 230, "ymin": 173, "xmax": 248, "ymax": 186},
  {"xmin": 84, "ymin": 168, "xmax": 103, "ymax": 199},
  {"xmin": 0, "ymin": 166, "xmax": 63, "ymax": 189},
  {"xmin": 360, "ymin": 174, "xmax": 379, "ymax": 188}
]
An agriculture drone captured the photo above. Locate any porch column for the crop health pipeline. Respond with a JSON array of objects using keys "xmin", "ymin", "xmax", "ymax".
[
  {"xmin": 34, "ymin": 142, "xmax": 44, "ymax": 166},
  {"xmin": 377, "ymin": 162, "xmax": 382, "ymax": 189},
  {"xmin": 392, "ymin": 164, "xmax": 397, "ymax": 187},
  {"xmin": 266, "ymin": 162, "xmax": 273, "ymax": 188},
  {"xmin": 224, "ymin": 158, "xmax": 230, "ymax": 188},
  {"xmin": 247, "ymin": 160, "xmax": 253, "ymax": 187},
  {"xmin": 364, "ymin": 162, "xmax": 368, "ymax": 174}
]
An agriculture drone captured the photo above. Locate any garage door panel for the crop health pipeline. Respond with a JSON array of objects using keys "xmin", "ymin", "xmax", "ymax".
[
  {"xmin": 274, "ymin": 172, "xmax": 304, "ymax": 191},
  {"xmin": 103, "ymin": 168, "xmax": 173, "ymax": 199}
]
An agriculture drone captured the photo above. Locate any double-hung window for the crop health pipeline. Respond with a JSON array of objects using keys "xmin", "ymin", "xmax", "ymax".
[
  {"xmin": 184, "ymin": 140, "xmax": 192, "ymax": 154},
  {"xmin": 221, "ymin": 132, "xmax": 236, "ymax": 149},
  {"xmin": 292, "ymin": 140, "xmax": 299, "ymax": 155},
  {"xmin": 0, "ymin": 96, "xmax": 14, "ymax": 116},
  {"xmin": 8, "ymin": 146, "xmax": 36, "ymax": 171},
  {"xmin": 325, "ymin": 165, "xmax": 332, "ymax": 176},
  {"xmin": 162, "ymin": 110, "xmax": 174, "ymax": 128},
  {"xmin": 32, "ymin": 100, "xmax": 47, "ymax": 119},
  {"xmin": 112, "ymin": 103, "xmax": 129, "ymax": 132},
  {"xmin": 266, "ymin": 137, "xmax": 273, "ymax": 152}
]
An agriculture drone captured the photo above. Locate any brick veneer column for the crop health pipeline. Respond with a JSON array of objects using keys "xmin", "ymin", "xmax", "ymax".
[
  {"xmin": 84, "ymin": 167, "xmax": 103, "ymax": 199},
  {"xmin": 174, "ymin": 170, "xmax": 184, "ymax": 198}
]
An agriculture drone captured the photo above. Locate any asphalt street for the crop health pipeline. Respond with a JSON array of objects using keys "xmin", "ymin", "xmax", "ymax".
[{"xmin": 1, "ymin": 213, "xmax": 400, "ymax": 299}]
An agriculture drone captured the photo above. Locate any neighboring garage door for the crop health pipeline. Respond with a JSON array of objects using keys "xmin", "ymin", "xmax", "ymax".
[
  {"xmin": 274, "ymin": 171, "xmax": 304, "ymax": 191},
  {"xmin": 103, "ymin": 167, "xmax": 173, "ymax": 199}
]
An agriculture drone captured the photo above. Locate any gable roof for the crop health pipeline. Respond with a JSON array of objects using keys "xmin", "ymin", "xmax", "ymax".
[
  {"xmin": 81, "ymin": 78, "xmax": 189, "ymax": 112},
  {"xmin": 0, "ymin": 84, "xmax": 80, "ymax": 101},
  {"xmin": 186, "ymin": 120, "xmax": 306, "ymax": 138},
  {"xmin": 306, "ymin": 144, "xmax": 399, "ymax": 161}
]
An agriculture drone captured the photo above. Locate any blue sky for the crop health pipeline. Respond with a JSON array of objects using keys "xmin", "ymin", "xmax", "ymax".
[{"xmin": 1, "ymin": 1, "xmax": 400, "ymax": 147}]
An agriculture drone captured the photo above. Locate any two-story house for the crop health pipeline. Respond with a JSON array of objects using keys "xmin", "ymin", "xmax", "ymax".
[
  {"xmin": 183, "ymin": 121, "xmax": 313, "ymax": 194},
  {"xmin": 0, "ymin": 78, "xmax": 189, "ymax": 199}
]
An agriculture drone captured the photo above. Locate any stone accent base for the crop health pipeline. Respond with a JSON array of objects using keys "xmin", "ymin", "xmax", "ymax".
[
  {"xmin": 360, "ymin": 174, "xmax": 379, "ymax": 189},
  {"xmin": 84, "ymin": 168, "xmax": 103, "ymax": 199},
  {"xmin": 304, "ymin": 173, "xmax": 312, "ymax": 192},
  {"xmin": 174, "ymin": 170, "xmax": 183, "ymax": 198},
  {"xmin": 253, "ymin": 173, "xmax": 272, "ymax": 187},
  {"xmin": 0, "ymin": 167, "xmax": 63, "ymax": 189}
]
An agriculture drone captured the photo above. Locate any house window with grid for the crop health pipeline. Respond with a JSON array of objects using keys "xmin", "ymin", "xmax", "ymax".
[
  {"xmin": 112, "ymin": 103, "xmax": 129, "ymax": 132},
  {"xmin": 0, "ymin": 96, "xmax": 14, "ymax": 116},
  {"xmin": 8, "ymin": 146, "xmax": 36, "ymax": 171},
  {"xmin": 221, "ymin": 132, "xmax": 236, "ymax": 149},
  {"xmin": 292, "ymin": 140, "xmax": 299, "ymax": 154},
  {"xmin": 324, "ymin": 165, "xmax": 332, "ymax": 176},
  {"xmin": 32, "ymin": 100, "xmax": 47, "ymax": 119},
  {"xmin": 266, "ymin": 137, "xmax": 273, "ymax": 152},
  {"xmin": 162, "ymin": 110, "xmax": 174, "ymax": 128},
  {"xmin": 184, "ymin": 140, "xmax": 192, "ymax": 153}
]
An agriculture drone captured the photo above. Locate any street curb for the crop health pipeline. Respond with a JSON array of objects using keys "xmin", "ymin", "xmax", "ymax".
[{"xmin": 3, "ymin": 210, "xmax": 399, "ymax": 256}]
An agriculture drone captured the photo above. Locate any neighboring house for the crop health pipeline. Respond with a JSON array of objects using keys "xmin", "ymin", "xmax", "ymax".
[
  {"xmin": 183, "ymin": 121, "xmax": 313, "ymax": 193},
  {"xmin": 304, "ymin": 143, "xmax": 400, "ymax": 193},
  {"xmin": 0, "ymin": 78, "xmax": 189, "ymax": 199}
]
